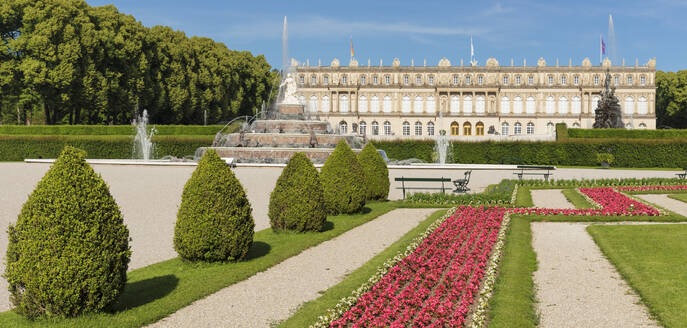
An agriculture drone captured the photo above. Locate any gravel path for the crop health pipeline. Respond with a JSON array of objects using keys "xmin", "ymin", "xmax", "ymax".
[
  {"xmin": 147, "ymin": 208, "xmax": 441, "ymax": 328},
  {"xmin": 532, "ymin": 222, "xmax": 660, "ymax": 328},
  {"xmin": 531, "ymin": 189, "xmax": 575, "ymax": 209},
  {"xmin": 636, "ymin": 194, "xmax": 687, "ymax": 217}
]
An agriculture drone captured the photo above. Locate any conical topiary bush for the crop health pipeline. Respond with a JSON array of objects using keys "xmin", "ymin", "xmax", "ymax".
[
  {"xmin": 357, "ymin": 143, "xmax": 390, "ymax": 200},
  {"xmin": 174, "ymin": 149, "xmax": 254, "ymax": 262},
  {"xmin": 5, "ymin": 146, "xmax": 130, "ymax": 319},
  {"xmin": 269, "ymin": 152, "xmax": 327, "ymax": 232},
  {"xmin": 320, "ymin": 140, "xmax": 366, "ymax": 214}
]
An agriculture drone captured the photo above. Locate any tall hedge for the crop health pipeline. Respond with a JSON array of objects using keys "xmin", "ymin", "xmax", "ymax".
[
  {"xmin": 174, "ymin": 149, "xmax": 254, "ymax": 262},
  {"xmin": 357, "ymin": 143, "xmax": 390, "ymax": 200},
  {"xmin": 371, "ymin": 140, "xmax": 434, "ymax": 162},
  {"xmin": 568, "ymin": 128, "xmax": 687, "ymax": 139},
  {"xmin": 269, "ymin": 153, "xmax": 327, "ymax": 232},
  {"xmin": 5, "ymin": 146, "xmax": 130, "ymax": 318},
  {"xmin": 320, "ymin": 141, "xmax": 367, "ymax": 214}
]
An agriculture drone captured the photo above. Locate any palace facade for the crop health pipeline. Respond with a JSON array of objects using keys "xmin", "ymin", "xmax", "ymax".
[{"xmin": 293, "ymin": 57, "xmax": 656, "ymax": 140}]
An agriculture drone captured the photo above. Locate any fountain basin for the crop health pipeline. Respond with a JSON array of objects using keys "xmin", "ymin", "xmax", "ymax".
[
  {"xmin": 214, "ymin": 133, "xmax": 363, "ymax": 148},
  {"xmin": 251, "ymin": 120, "xmax": 329, "ymax": 134},
  {"xmin": 196, "ymin": 146, "xmax": 362, "ymax": 164}
]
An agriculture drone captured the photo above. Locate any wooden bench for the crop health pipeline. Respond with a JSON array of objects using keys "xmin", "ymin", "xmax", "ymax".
[
  {"xmin": 677, "ymin": 168, "xmax": 687, "ymax": 179},
  {"xmin": 513, "ymin": 165, "xmax": 555, "ymax": 182},
  {"xmin": 452, "ymin": 170, "xmax": 472, "ymax": 193},
  {"xmin": 395, "ymin": 177, "xmax": 452, "ymax": 199}
]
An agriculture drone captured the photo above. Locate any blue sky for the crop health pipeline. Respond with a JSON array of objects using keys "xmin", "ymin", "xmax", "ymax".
[{"xmin": 87, "ymin": 0, "xmax": 687, "ymax": 71}]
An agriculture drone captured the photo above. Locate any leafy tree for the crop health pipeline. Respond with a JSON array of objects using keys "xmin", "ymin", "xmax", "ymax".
[{"xmin": 656, "ymin": 70, "xmax": 687, "ymax": 128}]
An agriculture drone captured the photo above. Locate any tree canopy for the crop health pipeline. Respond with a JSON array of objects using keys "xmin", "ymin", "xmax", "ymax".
[
  {"xmin": 656, "ymin": 70, "xmax": 687, "ymax": 128},
  {"xmin": 0, "ymin": 0, "xmax": 279, "ymax": 125}
]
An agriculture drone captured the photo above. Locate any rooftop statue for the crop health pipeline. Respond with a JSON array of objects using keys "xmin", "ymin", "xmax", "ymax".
[{"xmin": 593, "ymin": 70, "xmax": 624, "ymax": 129}]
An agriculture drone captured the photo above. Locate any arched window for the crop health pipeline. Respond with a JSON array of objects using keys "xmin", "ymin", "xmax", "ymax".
[
  {"xmin": 572, "ymin": 122, "xmax": 580, "ymax": 128},
  {"xmin": 371, "ymin": 95, "xmax": 379, "ymax": 113},
  {"xmin": 572, "ymin": 96, "xmax": 581, "ymax": 114},
  {"xmin": 383, "ymin": 121, "xmax": 391, "ymax": 135},
  {"xmin": 501, "ymin": 96, "xmax": 510, "ymax": 114},
  {"xmin": 592, "ymin": 96, "xmax": 600, "ymax": 111},
  {"xmin": 402, "ymin": 96, "xmax": 411, "ymax": 113},
  {"xmin": 625, "ymin": 97, "xmax": 635, "ymax": 114},
  {"xmin": 402, "ymin": 121, "xmax": 411, "ymax": 136},
  {"xmin": 371, "ymin": 121, "xmax": 379, "ymax": 135},
  {"xmin": 558, "ymin": 96, "xmax": 568, "ymax": 114},
  {"xmin": 476, "ymin": 122, "xmax": 485, "ymax": 136},
  {"xmin": 383, "ymin": 96, "xmax": 392, "ymax": 113},
  {"xmin": 359, "ymin": 121, "xmax": 367, "ymax": 135},
  {"xmin": 450, "ymin": 122, "xmax": 460, "ymax": 136},
  {"xmin": 501, "ymin": 122, "xmax": 509, "ymax": 136},
  {"xmin": 414, "ymin": 122, "xmax": 422, "ymax": 136},
  {"xmin": 463, "ymin": 122, "xmax": 472, "ymax": 136},
  {"xmin": 526, "ymin": 122, "xmax": 535, "ymax": 134},
  {"xmin": 547, "ymin": 122, "xmax": 555, "ymax": 134},
  {"xmin": 638, "ymin": 96, "xmax": 648, "ymax": 115},
  {"xmin": 427, "ymin": 122, "xmax": 435, "ymax": 136},
  {"xmin": 513, "ymin": 96, "xmax": 523, "ymax": 114},
  {"xmin": 514, "ymin": 122, "xmax": 522, "ymax": 135},
  {"xmin": 339, "ymin": 121, "xmax": 348, "ymax": 134},
  {"xmin": 463, "ymin": 96, "xmax": 473, "ymax": 114},
  {"xmin": 339, "ymin": 95, "xmax": 349, "ymax": 113},
  {"xmin": 426, "ymin": 96, "xmax": 435, "ymax": 113},
  {"xmin": 309, "ymin": 95, "xmax": 318, "ymax": 113},
  {"xmin": 546, "ymin": 96, "xmax": 555, "ymax": 114},
  {"xmin": 450, "ymin": 96, "xmax": 460, "ymax": 113},
  {"xmin": 526, "ymin": 96, "xmax": 535, "ymax": 114},
  {"xmin": 322, "ymin": 95, "xmax": 330, "ymax": 112},
  {"xmin": 358, "ymin": 95, "xmax": 367, "ymax": 113},
  {"xmin": 476, "ymin": 96, "xmax": 485, "ymax": 113},
  {"xmin": 414, "ymin": 96, "xmax": 423, "ymax": 113},
  {"xmin": 639, "ymin": 123, "xmax": 647, "ymax": 129},
  {"xmin": 626, "ymin": 123, "xmax": 633, "ymax": 129}
]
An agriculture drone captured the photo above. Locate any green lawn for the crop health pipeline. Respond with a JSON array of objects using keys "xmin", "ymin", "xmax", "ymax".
[
  {"xmin": 0, "ymin": 201, "xmax": 398, "ymax": 328},
  {"xmin": 278, "ymin": 209, "xmax": 447, "ymax": 327},
  {"xmin": 560, "ymin": 188, "xmax": 596, "ymax": 209},
  {"xmin": 668, "ymin": 193, "xmax": 687, "ymax": 203},
  {"xmin": 588, "ymin": 224, "xmax": 687, "ymax": 328}
]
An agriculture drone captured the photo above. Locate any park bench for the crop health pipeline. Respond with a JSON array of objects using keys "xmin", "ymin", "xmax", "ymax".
[
  {"xmin": 513, "ymin": 165, "xmax": 555, "ymax": 182},
  {"xmin": 452, "ymin": 170, "xmax": 472, "ymax": 193},
  {"xmin": 395, "ymin": 177, "xmax": 451, "ymax": 199},
  {"xmin": 677, "ymin": 168, "xmax": 687, "ymax": 179}
]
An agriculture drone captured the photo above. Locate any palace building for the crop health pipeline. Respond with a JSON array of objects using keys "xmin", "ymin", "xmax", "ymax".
[{"xmin": 293, "ymin": 56, "xmax": 656, "ymax": 140}]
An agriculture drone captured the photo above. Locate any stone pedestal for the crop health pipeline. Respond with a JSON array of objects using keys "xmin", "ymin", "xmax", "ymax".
[{"xmin": 277, "ymin": 103, "xmax": 305, "ymax": 119}]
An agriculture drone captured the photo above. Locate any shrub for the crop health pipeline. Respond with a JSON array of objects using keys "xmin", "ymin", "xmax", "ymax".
[
  {"xmin": 371, "ymin": 140, "xmax": 434, "ymax": 162},
  {"xmin": 268, "ymin": 153, "xmax": 327, "ymax": 232},
  {"xmin": 174, "ymin": 149, "xmax": 254, "ymax": 261},
  {"xmin": 596, "ymin": 153, "xmax": 615, "ymax": 166},
  {"xmin": 568, "ymin": 128, "xmax": 687, "ymax": 139},
  {"xmin": 357, "ymin": 143, "xmax": 390, "ymax": 200},
  {"xmin": 320, "ymin": 140, "xmax": 367, "ymax": 214},
  {"xmin": 555, "ymin": 123, "xmax": 568, "ymax": 141},
  {"xmin": 4, "ymin": 146, "xmax": 130, "ymax": 318}
]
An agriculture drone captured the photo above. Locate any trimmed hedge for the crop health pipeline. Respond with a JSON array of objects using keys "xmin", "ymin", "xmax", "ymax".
[
  {"xmin": 0, "ymin": 124, "xmax": 231, "ymax": 136},
  {"xmin": 269, "ymin": 153, "xmax": 327, "ymax": 232},
  {"xmin": 0, "ymin": 135, "xmax": 213, "ymax": 161},
  {"xmin": 320, "ymin": 141, "xmax": 367, "ymax": 214},
  {"xmin": 406, "ymin": 179, "xmax": 516, "ymax": 206},
  {"xmin": 555, "ymin": 123, "xmax": 568, "ymax": 141},
  {"xmin": 371, "ymin": 140, "xmax": 434, "ymax": 163},
  {"xmin": 5, "ymin": 146, "xmax": 130, "ymax": 318},
  {"xmin": 174, "ymin": 149, "xmax": 254, "ymax": 262},
  {"xmin": 357, "ymin": 143, "xmax": 390, "ymax": 200},
  {"xmin": 568, "ymin": 128, "xmax": 687, "ymax": 139}
]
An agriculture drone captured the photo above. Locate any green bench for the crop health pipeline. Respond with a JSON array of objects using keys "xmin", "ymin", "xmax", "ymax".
[
  {"xmin": 395, "ymin": 177, "xmax": 452, "ymax": 199},
  {"xmin": 677, "ymin": 168, "xmax": 687, "ymax": 179},
  {"xmin": 514, "ymin": 165, "xmax": 555, "ymax": 182}
]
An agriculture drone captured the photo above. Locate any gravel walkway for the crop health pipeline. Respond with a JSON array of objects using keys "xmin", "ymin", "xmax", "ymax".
[
  {"xmin": 636, "ymin": 194, "xmax": 687, "ymax": 217},
  {"xmin": 531, "ymin": 189, "xmax": 575, "ymax": 209},
  {"xmin": 532, "ymin": 222, "xmax": 660, "ymax": 328},
  {"xmin": 147, "ymin": 208, "xmax": 441, "ymax": 328}
]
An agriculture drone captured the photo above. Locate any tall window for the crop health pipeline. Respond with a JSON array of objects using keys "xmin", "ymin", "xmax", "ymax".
[
  {"xmin": 466, "ymin": 76, "xmax": 471, "ymax": 85},
  {"xmin": 526, "ymin": 122, "xmax": 534, "ymax": 134},
  {"xmin": 592, "ymin": 96, "xmax": 600, "ymax": 111},
  {"xmin": 463, "ymin": 96, "xmax": 473, "ymax": 114},
  {"xmin": 476, "ymin": 122, "xmax": 485, "ymax": 136},
  {"xmin": 463, "ymin": 122, "xmax": 472, "ymax": 136},
  {"xmin": 453, "ymin": 76, "xmax": 459, "ymax": 85},
  {"xmin": 404, "ymin": 75, "xmax": 409, "ymax": 85},
  {"xmin": 547, "ymin": 122, "xmax": 554, "ymax": 134},
  {"xmin": 370, "ymin": 95, "xmax": 380, "ymax": 113},
  {"xmin": 614, "ymin": 75, "xmax": 619, "ymax": 86},
  {"xmin": 311, "ymin": 75, "xmax": 317, "ymax": 84},
  {"xmin": 638, "ymin": 96, "xmax": 648, "ymax": 114},
  {"xmin": 373, "ymin": 75, "xmax": 378, "ymax": 85},
  {"xmin": 572, "ymin": 96, "xmax": 581, "ymax": 114},
  {"xmin": 558, "ymin": 96, "xmax": 568, "ymax": 114},
  {"xmin": 640, "ymin": 75, "xmax": 646, "ymax": 85},
  {"xmin": 478, "ymin": 75, "xmax": 483, "ymax": 85},
  {"xmin": 339, "ymin": 121, "xmax": 347, "ymax": 134},
  {"xmin": 402, "ymin": 121, "xmax": 411, "ymax": 136},
  {"xmin": 359, "ymin": 121, "xmax": 367, "ymax": 135},
  {"xmin": 574, "ymin": 75, "xmax": 579, "ymax": 85},
  {"xmin": 545, "ymin": 96, "xmax": 555, "ymax": 114},
  {"xmin": 516, "ymin": 76, "xmax": 521, "ymax": 85},
  {"xmin": 548, "ymin": 76, "xmax": 554, "ymax": 85},
  {"xmin": 402, "ymin": 96, "xmax": 411, "ymax": 113},
  {"xmin": 450, "ymin": 122, "xmax": 460, "ymax": 136},
  {"xmin": 339, "ymin": 95, "xmax": 349, "ymax": 113},
  {"xmin": 372, "ymin": 121, "xmax": 379, "ymax": 135},
  {"xmin": 594, "ymin": 75, "xmax": 599, "ymax": 85},
  {"xmin": 324, "ymin": 75, "xmax": 329, "ymax": 85},
  {"xmin": 476, "ymin": 96, "xmax": 485, "ymax": 113},
  {"xmin": 414, "ymin": 122, "xmax": 422, "ymax": 136},
  {"xmin": 427, "ymin": 122, "xmax": 435, "ymax": 136},
  {"xmin": 358, "ymin": 95, "xmax": 368, "ymax": 113},
  {"xmin": 426, "ymin": 96, "xmax": 435, "ymax": 113},
  {"xmin": 501, "ymin": 96, "xmax": 510, "ymax": 114},
  {"xmin": 503, "ymin": 76, "xmax": 509, "ymax": 85},
  {"xmin": 625, "ymin": 97, "xmax": 635, "ymax": 114},
  {"xmin": 628, "ymin": 76, "xmax": 633, "ymax": 85},
  {"xmin": 514, "ymin": 122, "xmax": 522, "ymax": 135},
  {"xmin": 322, "ymin": 95, "xmax": 330, "ymax": 112},
  {"xmin": 414, "ymin": 96, "xmax": 423, "ymax": 113},
  {"xmin": 526, "ymin": 96, "xmax": 536, "ymax": 114},
  {"xmin": 309, "ymin": 95, "xmax": 318, "ymax": 113},
  {"xmin": 384, "ymin": 75, "xmax": 390, "ymax": 85},
  {"xmin": 341, "ymin": 75, "xmax": 347, "ymax": 85},
  {"xmin": 561, "ymin": 76, "xmax": 567, "ymax": 85},
  {"xmin": 416, "ymin": 75, "xmax": 422, "ymax": 84},
  {"xmin": 450, "ymin": 96, "xmax": 460, "ymax": 113},
  {"xmin": 360, "ymin": 75, "xmax": 366, "ymax": 85},
  {"xmin": 514, "ymin": 96, "xmax": 523, "ymax": 114},
  {"xmin": 528, "ymin": 75, "xmax": 534, "ymax": 85},
  {"xmin": 383, "ymin": 121, "xmax": 391, "ymax": 135},
  {"xmin": 299, "ymin": 75, "xmax": 304, "ymax": 84},
  {"xmin": 383, "ymin": 96, "xmax": 392, "ymax": 113},
  {"xmin": 501, "ymin": 123, "xmax": 509, "ymax": 136},
  {"xmin": 428, "ymin": 75, "xmax": 434, "ymax": 85}
]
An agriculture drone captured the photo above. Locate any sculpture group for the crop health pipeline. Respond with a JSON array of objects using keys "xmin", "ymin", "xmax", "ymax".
[{"xmin": 593, "ymin": 71, "xmax": 625, "ymax": 129}]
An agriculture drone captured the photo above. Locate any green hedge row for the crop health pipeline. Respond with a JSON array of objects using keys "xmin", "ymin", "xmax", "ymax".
[
  {"xmin": 371, "ymin": 140, "xmax": 434, "ymax": 163},
  {"xmin": 567, "ymin": 128, "xmax": 687, "ymax": 139},
  {"xmin": 0, "ymin": 135, "xmax": 213, "ymax": 161},
  {"xmin": 406, "ymin": 179, "xmax": 516, "ymax": 206},
  {"xmin": 0, "ymin": 124, "xmax": 231, "ymax": 136}
]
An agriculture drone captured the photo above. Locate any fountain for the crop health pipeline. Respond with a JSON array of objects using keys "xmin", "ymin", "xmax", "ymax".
[
  {"xmin": 593, "ymin": 71, "xmax": 624, "ymax": 128},
  {"xmin": 133, "ymin": 110, "xmax": 156, "ymax": 160}
]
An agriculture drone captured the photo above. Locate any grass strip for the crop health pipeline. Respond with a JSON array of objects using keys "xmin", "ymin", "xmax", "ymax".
[
  {"xmin": 515, "ymin": 186, "xmax": 534, "ymax": 207},
  {"xmin": 588, "ymin": 224, "xmax": 687, "ymax": 328},
  {"xmin": 278, "ymin": 209, "xmax": 447, "ymax": 328},
  {"xmin": 0, "ymin": 201, "xmax": 398, "ymax": 328},
  {"xmin": 560, "ymin": 189, "xmax": 596, "ymax": 209},
  {"xmin": 668, "ymin": 193, "xmax": 687, "ymax": 203}
]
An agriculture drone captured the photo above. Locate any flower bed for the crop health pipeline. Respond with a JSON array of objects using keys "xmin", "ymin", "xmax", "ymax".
[{"xmin": 615, "ymin": 185, "xmax": 687, "ymax": 192}]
